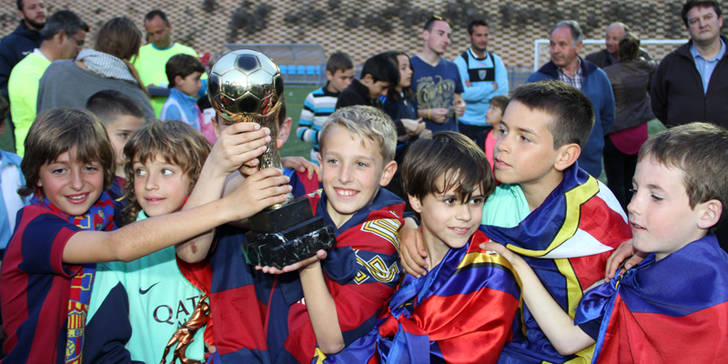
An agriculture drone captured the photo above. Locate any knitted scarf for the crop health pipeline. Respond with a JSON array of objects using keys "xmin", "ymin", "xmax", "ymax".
[{"xmin": 31, "ymin": 192, "xmax": 116, "ymax": 363}]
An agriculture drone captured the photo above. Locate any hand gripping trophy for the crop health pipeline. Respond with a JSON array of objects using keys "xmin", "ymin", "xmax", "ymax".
[{"xmin": 208, "ymin": 49, "xmax": 335, "ymax": 268}]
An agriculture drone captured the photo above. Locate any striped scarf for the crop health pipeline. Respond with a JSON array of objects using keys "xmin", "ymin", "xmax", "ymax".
[{"xmin": 31, "ymin": 192, "xmax": 116, "ymax": 363}]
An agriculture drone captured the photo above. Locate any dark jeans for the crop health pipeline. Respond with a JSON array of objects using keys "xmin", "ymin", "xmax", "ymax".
[
  {"xmin": 457, "ymin": 121, "xmax": 487, "ymax": 142},
  {"xmin": 603, "ymin": 136, "xmax": 637, "ymax": 210}
]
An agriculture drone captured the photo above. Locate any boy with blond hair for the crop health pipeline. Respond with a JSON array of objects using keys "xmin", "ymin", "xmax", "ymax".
[
  {"xmin": 487, "ymin": 122, "xmax": 728, "ymax": 363},
  {"xmin": 322, "ymin": 131, "xmax": 520, "ymax": 363},
  {"xmin": 400, "ymin": 81, "xmax": 632, "ymax": 363},
  {"xmin": 178, "ymin": 105, "xmax": 405, "ymax": 363}
]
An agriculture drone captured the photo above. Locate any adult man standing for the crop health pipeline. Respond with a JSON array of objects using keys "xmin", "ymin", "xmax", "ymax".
[
  {"xmin": 586, "ymin": 22, "xmax": 652, "ymax": 68},
  {"xmin": 651, "ymin": 0, "xmax": 728, "ymax": 129},
  {"xmin": 528, "ymin": 20, "xmax": 615, "ymax": 178},
  {"xmin": 8, "ymin": 10, "xmax": 87, "ymax": 156},
  {"xmin": 0, "ymin": 0, "xmax": 46, "ymax": 143},
  {"xmin": 454, "ymin": 19, "xmax": 508, "ymax": 141},
  {"xmin": 0, "ymin": 0, "xmax": 46, "ymax": 100},
  {"xmin": 132, "ymin": 9, "xmax": 200, "ymax": 117},
  {"xmin": 411, "ymin": 16, "xmax": 465, "ymax": 133}
]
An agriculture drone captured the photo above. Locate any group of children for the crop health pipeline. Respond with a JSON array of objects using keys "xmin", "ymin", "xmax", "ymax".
[{"xmin": 1, "ymin": 43, "xmax": 728, "ymax": 364}]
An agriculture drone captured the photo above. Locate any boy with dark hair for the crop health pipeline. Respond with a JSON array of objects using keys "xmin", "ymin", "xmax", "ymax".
[
  {"xmin": 487, "ymin": 122, "xmax": 728, "ymax": 363},
  {"xmin": 0, "ymin": 107, "xmax": 288, "ymax": 363},
  {"xmin": 400, "ymin": 80, "xmax": 631, "ymax": 363},
  {"xmin": 297, "ymin": 51, "xmax": 354, "ymax": 161},
  {"xmin": 86, "ymin": 89, "xmax": 146, "ymax": 228},
  {"xmin": 322, "ymin": 131, "xmax": 519, "ymax": 363},
  {"xmin": 86, "ymin": 90, "xmax": 146, "ymax": 180},
  {"xmin": 335, "ymin": 53, "xmax": 399, "ymax": 109},
  {"xmin": 161, "ymin": 54, "xmax": 215, "ymax": 142}
]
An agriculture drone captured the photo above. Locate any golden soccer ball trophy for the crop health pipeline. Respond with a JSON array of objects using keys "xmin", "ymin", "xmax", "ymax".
[{"xmin": 208, "ymin": 49, "xmax": 335, "ymax": 268}]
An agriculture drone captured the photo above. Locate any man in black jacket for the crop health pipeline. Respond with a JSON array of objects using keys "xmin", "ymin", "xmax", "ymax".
[
  {"xmin": 586, "ymin": 22, "xmax": 652, "ymax": 68},
  {"xmin": 652, "ymin": 0, "xmax": 728, "ymax": 251},
  {"xmin": 0, "ymin": 0, "xmax": 46, "ymax": 144},
  {"xmin": 651, "ymin": 0, "xmax": 727, "ymax": 129}
]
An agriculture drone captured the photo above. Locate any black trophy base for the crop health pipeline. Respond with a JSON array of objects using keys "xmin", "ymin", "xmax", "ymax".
[
  {"xmin": 244, "ymin": 216, "xmax": 336, "ymax": 268},
  {"xmin": 243, "ymin": 196, "xmax": 336, "ymax": 268}
]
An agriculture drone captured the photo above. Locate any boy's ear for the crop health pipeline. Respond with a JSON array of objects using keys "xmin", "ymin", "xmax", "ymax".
[
  {"xmin": 173, "ymin": 74, "xmax": 183, "ymax": 88},
  {"xmin": 360, "ymin": 73, "xmax": 373, "ymax": 85},
  {"xmin": 696, "ymin": 199, "xmax": 723, "ymax": 230},
  {"xmin": 408, "ymin": 193, "xmax": 423, "ymax": 214},
  {"xmin": 276, "ymin": 116, "xmax": 292, "ymax": 149},
  {"xmin": 54, "ymin": 29, "xmax": 67, "ymax": 44},
  {"xmin": 325, "ymin": 70, "xmax": 334, "ymax": 82},
  {"xmin": 553, "ymin": 143, "xmax": 581, "ymax": 172},
  {"xmin": 379, "ymin": 160, "xmax": 397, "ymax": 187}
]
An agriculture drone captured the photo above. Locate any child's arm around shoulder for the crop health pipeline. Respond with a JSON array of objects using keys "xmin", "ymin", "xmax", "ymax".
[
  {"xmin": 398, "ymin": 217, "xmax": 428, "ymax": 277},
  {"xmin": 63, "ymin": 174, "xmax": 285, "ymax": 264},
  {"xmin": 482, "ymin": 241, "xmax": 596, "ymax": 356}
]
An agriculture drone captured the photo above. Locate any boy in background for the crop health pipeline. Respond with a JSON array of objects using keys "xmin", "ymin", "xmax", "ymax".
[
  {"xmin": 86, "ymin": 90, "xmax": 146, "ymax": 181},
  {"xmin": 297, "ymin": 51, "xmax": 354, "ymax": 162},
  {"xmin": 161, "ymin": 54, "xmax": 215, "ymax": 143},
  {"xmin": 476, "ymin": 94, "xmax": 509, "ymax": 172},
  {"xmin": 400, "ymin": 81, "xmax": 631, "ymax": 363},
  {"xmin": 86, "ymin": 89, "xmax": 146, "ymax": 226},
  {"xmin": 486, "ymin": 122, "xmax": 728, "ymax": 363},
  {"xmin": 335, "ymin": 53, "xmax": 399, "ymax": 110}
]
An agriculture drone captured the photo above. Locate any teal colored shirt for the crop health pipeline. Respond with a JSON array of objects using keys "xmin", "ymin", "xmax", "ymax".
[
  {"xmin": 482, "ymin": 183, "xmax": 530, "ymax": 227},
  {"xmin": 87, "ymin": 211, "xmax": 205, "ymax": 363}
]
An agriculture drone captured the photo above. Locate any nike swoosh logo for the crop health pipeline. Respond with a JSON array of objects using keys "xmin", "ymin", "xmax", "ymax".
[{"xmin": 139, "ymin": 282, "xmax": 159, "ymax": 295}]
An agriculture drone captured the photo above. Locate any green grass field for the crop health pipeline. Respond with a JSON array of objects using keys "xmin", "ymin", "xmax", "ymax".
[{"xmin": 279, "ymin": 84, "xmax": 318, "ymax": 159}]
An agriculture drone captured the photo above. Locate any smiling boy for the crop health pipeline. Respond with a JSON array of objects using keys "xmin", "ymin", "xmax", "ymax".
[
  {"xmin": 322, "ymin": 132, "xmax": 519, "ymax": 363},
  {"xmin": 176, "ymin": 105, "xmax": 405, "ymax": 363},
  {"xmin": 400, "ymin": 81, "xmax": 631, "ymax": 363},
  {"xmin": 487, "ymin": 122, "xmax": 728, "ymax": 363}
]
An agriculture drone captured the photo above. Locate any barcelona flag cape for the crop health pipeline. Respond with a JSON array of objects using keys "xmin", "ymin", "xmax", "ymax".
[
  {"xmin": 480, "ymin": 165, "xmax": 631, "ymax": 364},
  {"xmin": 319, "ymin": 230, "xmax": 521, "ymax": 364},
  {"xmin": 575, "ymin": 234, "xmax": 728, "ymax": 363}
]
